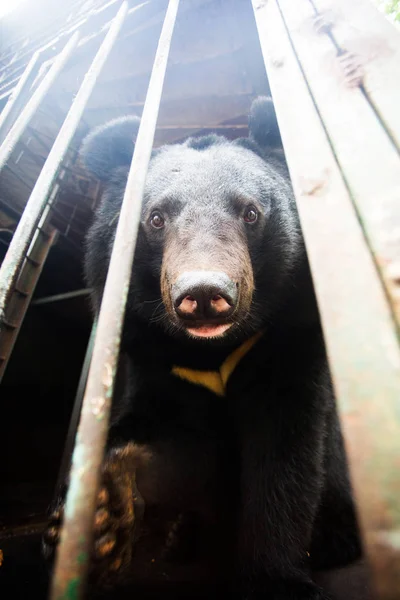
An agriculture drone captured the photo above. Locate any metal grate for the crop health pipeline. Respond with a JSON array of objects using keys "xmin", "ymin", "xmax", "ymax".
[
  {"xmin": 50, "ymin": 1, "xmax": 180, "ymax": 596},
  {"xmin": 252, "ymin": 1, "xmax": 400, "ymax": 598}
]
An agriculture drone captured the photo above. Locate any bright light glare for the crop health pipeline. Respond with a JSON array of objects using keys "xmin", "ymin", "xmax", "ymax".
[{"xmin": 0, "ymin": 0, "xmax": 28, "ymax": 19}]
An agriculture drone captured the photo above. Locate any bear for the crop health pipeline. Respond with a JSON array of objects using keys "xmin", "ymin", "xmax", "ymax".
[{"xmin": 43, "ymin": 97, "xmax": 362, "ymax": 599}]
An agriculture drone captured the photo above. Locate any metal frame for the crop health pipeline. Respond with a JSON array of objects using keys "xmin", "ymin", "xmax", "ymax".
[
  {"xmin": 0, "ymin": 51, "xmax": 41, "ymax": 145},
  {"xmin": 0, "ymin": 0, "xmax": 399, "ymax": 598},
  {"xmin": 0, "ymin": 34, "xmax": 79, "ymax": 173},
  {"xmin": 50, "ymin": 1, "xmax": 180, "ymax": 597},
  {"xmin": 0, "ymin": 3, "xmax": 128, "ymax": 327},
  {"xmin": 252, "ymin": 0, "xmax": 400, "ymax": 596}
]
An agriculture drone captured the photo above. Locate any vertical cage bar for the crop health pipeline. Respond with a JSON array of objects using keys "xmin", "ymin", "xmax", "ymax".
[
  {"xmin": 0, "ymin": 163, "xmax": 68, "ymax": 382},
  {"xmin": 251, "ymin": 0, "xmax": 400, "ymax": 596},
  {"xmin": 0, "ymin": 33, "xmax": 79, "ymax": 172},
  {"xmin": 50, "ymin": 1, "xmax": 180, "ymax": 597},
  {"xmin": 0, "ymin": 2, "xmax": 128, "ymax": 327},
  {"xmin": 0, "ymin": 51, "xmax": 40, "ymax": 145},
  {"xmin": 0, "ymin": 224, "xmax": 58, "ymax": 380},
  {"xmin": 55, "ymin": 320, "xmax": 97, "ymax": 497}
]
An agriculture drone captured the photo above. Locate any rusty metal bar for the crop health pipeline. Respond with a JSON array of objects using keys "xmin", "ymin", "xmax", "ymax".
[
  {"xmin": 50, "ymin": 1, "xmax": 180, "ymax": 597},
  {"xmin": 0, "ymin": 33, "xmax": 79, "ymax": 173},
  {"xmin": 0, "ymin": 68, "xmax": 29, "ymax": 101},
  {"xmin": 54, "ymin": 320, "xmax": 97, "ymax": 498},
  {"xmin": 0, "ymin": 51, "xmax": 40, "ymax": 145},
  {"xmin": 0, "ymin": 225, "xmax": 58, "ymax": 377},
  {"xmin": 281, "ymin": 0, "xmax": 400, "ymax": 331},
  {"xmin": 0, "ymin": 162, "xmax": 68, "ymax": 382},
  {"xmin": 0, "ymin": 3, "xmax": 128, "ymax": 329},
  {"xmin": 251, "ymin": 0, "xmax": 400, "ymax": 597},
  {"xmin": 31, "ymin": 288, "xmax": 92, "ymax": 305}
]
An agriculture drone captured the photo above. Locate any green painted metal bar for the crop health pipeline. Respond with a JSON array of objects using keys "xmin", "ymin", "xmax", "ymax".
[
  {"xmin": 32, "ymin": 288, "xmax": 92, "ymax": 305},
  {"xmin": 251, "ymin": 0, "xmax": 400, "ymax": 597},
  {"xmin": 54, "ymin": 320, "xmax": 97, "ymax": 498},
  {"xmin": 0, "ymin": 2, "xmax": 127, "ymax": 330},
  {"xmin": 49, "ymin": 1, "xmax": 180, "ymax": 598},
  {"xmin": 0, "ymin": 223, "xmax": 58, "ymax": 381},
  {"xmin": 0, "ymin": 33, "xmax": 79, "ymax": 173},
  {"xmin": 0, "ymin": 50, "xmax": 40, "ymax": 145}
]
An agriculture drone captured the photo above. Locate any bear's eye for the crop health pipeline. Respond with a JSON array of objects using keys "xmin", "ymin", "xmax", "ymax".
[
  {"xmin": 150, "ymin": 211, "xmax": 165, "ymax": 229},
  {"xmin": 243, "ymin": 206, "xmax": 258, "ymax": 224}
]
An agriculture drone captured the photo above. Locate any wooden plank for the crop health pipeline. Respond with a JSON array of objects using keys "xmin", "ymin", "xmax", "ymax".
[
  {"xmin": 278, "ymin": 0, "xmax": 400, "ymax": 330},
  {"xmin": 252, "ymin": 0, "xmax": 400, "ymax": 597},
  {"xmin": 315, "ymin": 0, "xmax": 400, "ymax": 151}
]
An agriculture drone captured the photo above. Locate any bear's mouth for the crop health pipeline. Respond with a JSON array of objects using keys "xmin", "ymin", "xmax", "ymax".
[{"xmin": 185, "ymin": 322, "xmax": 233, "ymax": 339}]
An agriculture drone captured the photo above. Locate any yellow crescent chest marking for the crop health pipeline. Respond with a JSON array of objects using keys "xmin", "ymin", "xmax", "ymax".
[{"xmin": 171, "ymin": 331, "xmax": 263, "ymax": 396}]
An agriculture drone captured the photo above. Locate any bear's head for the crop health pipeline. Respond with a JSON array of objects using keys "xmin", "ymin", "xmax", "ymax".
[{"xmin": 81, "ymin": 97, "xmax": 303, "ymax": 347}]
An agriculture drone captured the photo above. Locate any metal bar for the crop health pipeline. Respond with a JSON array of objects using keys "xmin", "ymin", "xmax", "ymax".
[
  {"xmin": 0, "ymin": 17, "xmax": 85, "ymax": 90},
  {"xmin": 0, "ymin": 33, "xmax": 79, "ymax": 173},
  {"xmin": 50, "ymin": 1, "xmax": 180, "ymax": 597},
  {"xmin": 0, "ymin": 0, "xmax": 147, "ymax": 101},
  {"xmin": 0, "ymin": 0, "xmax": 85, "ymax": 67},
  {"xmin": 279, "ymin": 0, "xmax": 400, "ymax": 331},
  {"xmin": 0, "ymin": 3, "xmax": 128, "ymax": 329},
  {"xmin": 0, "ymin": 226, "xmax": 58, "ymax": 376},
  {"xmin": 32, "ymin": 288, "xmax": 92, "ymax": 305},
  {"xmin": 0, "ymin": 162, "xmax": 67, "ymax": 382},
  {"xmin": 0, "ymin": 0, "xmax": 115, "ymax": 80},
  {"xmin": 54, "ymin": 321, "xmax": 97, "ymax": 498},
  {"xmin": 27, "ymin": 123, "xmax": 80, "ymax": 154},
  {"xmin": 0, "ymin": 51, "xmax": 40, "ymax": 145},
  {"xmin": 251, "ymin": 0, "xmax": 400, "ymax": 597},
  {"xmin": 0, "ymin": 68, "xmax": 27, "ymax": 97},
  {"xmin": 316, "ymin": 0, "xmax": 400, "ymax": 153}
]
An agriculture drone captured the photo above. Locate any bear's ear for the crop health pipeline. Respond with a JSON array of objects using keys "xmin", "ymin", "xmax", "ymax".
[
  {"xmin": 80, "ymin": 116, "xmax": 140, "ymax": 182},
  {"xmin": 248, "ymin": 96, "xmax": 282, "ymax": 150}
]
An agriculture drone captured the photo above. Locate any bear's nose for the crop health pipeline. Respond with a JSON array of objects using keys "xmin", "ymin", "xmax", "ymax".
[{"xmin": 172, "ymin": 271, "xmax": 237, "ymax": 321}]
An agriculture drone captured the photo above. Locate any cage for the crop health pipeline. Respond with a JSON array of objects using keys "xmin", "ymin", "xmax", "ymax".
[{"xmin": 0, "ymin": 1, "xmax": 399, "ymax": 599}]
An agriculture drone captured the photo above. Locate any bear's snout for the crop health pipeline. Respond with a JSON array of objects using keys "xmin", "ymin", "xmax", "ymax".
[{"xmin": 172, "ymin": 271, "xmax": 237, "ymax": 322}]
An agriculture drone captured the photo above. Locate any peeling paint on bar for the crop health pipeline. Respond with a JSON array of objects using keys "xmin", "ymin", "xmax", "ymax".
[
  {"xmin": 49, "ymin": 1, "xmax": 180, "ymax": 598},
  {"xmin": 251, "ymin": 0, "xmax": 400, "ymax": 597}
]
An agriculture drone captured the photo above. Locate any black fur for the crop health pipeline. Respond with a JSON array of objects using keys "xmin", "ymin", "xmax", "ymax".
[
  {"xmin": 45, "ymin": 98, "xmax": 362, "ymax": 598},
  {"xmin": 79, "ymin": 115, "xmax": 140, "ymax": 181}
]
